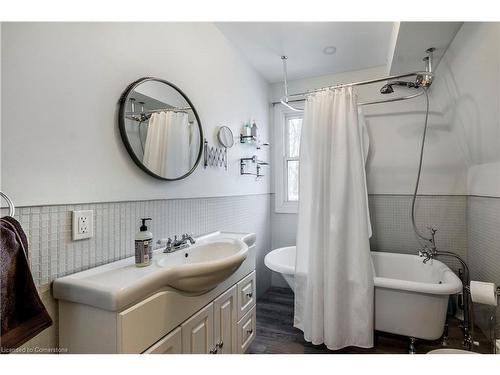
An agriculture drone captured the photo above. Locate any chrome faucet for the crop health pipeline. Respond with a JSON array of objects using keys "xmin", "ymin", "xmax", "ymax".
[
  {"xmin": 418, "ymin": 227, "xmax": 438, "ymax": 263},
  {"xmin": 418, "ymin": 247, "xmax": 434, "ymax": 264},
  {"xmin": 159, "ymin": 233, "xmax": 196, "ymax": 253}
]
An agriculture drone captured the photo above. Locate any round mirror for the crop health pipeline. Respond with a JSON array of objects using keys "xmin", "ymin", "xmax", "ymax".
[
  {"xmin": 118, "ymin": 77, "xmax": 203, "ymax": 180},
  {"xmin": 217, "ymin": 126, "xmax": 234, "ymax": 148}
]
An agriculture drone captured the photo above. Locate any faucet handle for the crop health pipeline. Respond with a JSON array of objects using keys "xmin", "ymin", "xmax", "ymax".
[
  {"xmin": 418, "ymin": 245, "xmax": 430, "ymax": 257},
  {"xmin": 157, "ymin": 237, "xmax": 172, "ymax": 246},
  {"xmin": 427, "ymin": 226, "xmax": 438, "ymax": 234},
  {"xmin": 183, "ymin": 233, "xmax": 196, "ymax": 244}
]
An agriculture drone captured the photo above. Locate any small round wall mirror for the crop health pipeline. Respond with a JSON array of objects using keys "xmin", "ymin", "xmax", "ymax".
[
  {"xmin": 118, "ymin": 77, "xmax": 203, "ymax": 181},
  {"xmin": 217, "ymin": 126, "xmax": 234, "ymax": 148}
]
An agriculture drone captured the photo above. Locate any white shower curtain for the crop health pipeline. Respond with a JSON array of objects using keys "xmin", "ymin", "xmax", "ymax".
[
  {"xmin": 143, "ymin": 111, "xmax": 190, "ymax": 177},
  {"xmin": 294, "ymin": 87, "xmax": 374, "ymax": 350}
]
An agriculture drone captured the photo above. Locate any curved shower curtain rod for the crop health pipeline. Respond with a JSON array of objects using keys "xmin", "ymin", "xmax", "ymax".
[{"xmin": 279, "ymin": 54, "xmax": 434, "ymax": 112}]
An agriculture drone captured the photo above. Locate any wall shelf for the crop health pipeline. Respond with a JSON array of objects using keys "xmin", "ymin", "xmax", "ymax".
[
  {"xmin": 239, "ymin": 134, "xmax": 270, "ymax": 150},
  {"xmin": 240, "ymin": 156, "xmax": 268, "ymax": 179}
]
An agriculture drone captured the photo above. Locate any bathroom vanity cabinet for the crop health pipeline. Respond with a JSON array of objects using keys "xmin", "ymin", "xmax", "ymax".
[
  {"xmin": 143, "ymin": 271, "xmax": 256, "ymax": 354},
  {"xmin": 54, "ymin": 232, "xmax": 257, "ymax": 354}
]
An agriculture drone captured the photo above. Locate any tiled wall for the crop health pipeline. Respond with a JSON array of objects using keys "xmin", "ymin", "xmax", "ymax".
[
  {"xmin": 2, "ymin": 193, "xmax": 272, "ymax": 350},
  {"xmin": 468, "ymin": 196, "xmax": 500, "ymax": 287},
  {"xmin": 468, "ymin": 196, "xmax": 500, "ymax": 339},
  {"xmin": 369, "ymin": 195, "xmax": 468, "ymax": 272}
]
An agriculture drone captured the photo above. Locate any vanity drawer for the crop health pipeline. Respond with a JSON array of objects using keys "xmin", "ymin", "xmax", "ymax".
[
  {"xmin": 237, "ymin": 271, "xmax": 256, "ymax": 320},
  {"xmin": 118, "ymin": 292, "xmax": 170, "ymax": 353},
  {"xmin": 237, "ymin": 305, "xmax": 256, "ymax": 353},
  {"xmin": 143, "ymin": 327, "xmax": 182, "ymax": 354}
]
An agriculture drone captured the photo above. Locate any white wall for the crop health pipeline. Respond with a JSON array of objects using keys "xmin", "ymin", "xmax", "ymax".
[
  {"xmin": 429, "ymin": 22, "xmax": 500, "ymax": 197},
  {"xmin": 1, "ymin": 23, "xmax": 271, "ymax": 207}
]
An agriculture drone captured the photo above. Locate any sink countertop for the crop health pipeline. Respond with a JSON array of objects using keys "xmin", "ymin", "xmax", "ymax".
[{"xmin": 52, "ymin": 231, "xmax": 256, "ymax": 311}]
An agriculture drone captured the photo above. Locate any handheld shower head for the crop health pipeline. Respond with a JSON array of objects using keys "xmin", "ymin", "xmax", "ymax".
[
  {"xmin": 380, "ymin": 83, "xmax": 394, "ymax": 94},
  {"xmin": 379, "ymin": 80, "xmax": 417, "ymax": 94}
]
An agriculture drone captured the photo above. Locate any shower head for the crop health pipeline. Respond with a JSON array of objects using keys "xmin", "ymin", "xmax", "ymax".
[
  {"xmin": 380, "ymin": 83, "xmax": 394, "ymax": 94},
  {"xmin": 380, "ymin": 48, "xmax": 436, "ymax": 94},
  {"xmin": 379, "ymin": 80, "xmax": 417, "ymax": 94}
]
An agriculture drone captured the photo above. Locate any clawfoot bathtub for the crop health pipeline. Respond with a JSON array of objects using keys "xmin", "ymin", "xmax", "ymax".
[{"xmin": 264, "ymin": 246, "xmax": 462, "ymax": 343}]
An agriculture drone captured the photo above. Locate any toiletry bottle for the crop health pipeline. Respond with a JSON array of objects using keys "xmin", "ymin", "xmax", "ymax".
[
  {"xmin": 135, "ymin": 218, "xmax": 153, "ymax": 267},
  {"xmin": 244, "ymin": 121, "xmax": 252, "ymax": 143},
  {"xmin": 251, "ymin": 120, "xmax": 258, "ymax": 142}
]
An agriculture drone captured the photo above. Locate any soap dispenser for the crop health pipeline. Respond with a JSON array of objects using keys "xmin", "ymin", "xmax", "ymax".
[{"xmin": 135, "ymin": 218, "xmax": 153, "ymax": 267}]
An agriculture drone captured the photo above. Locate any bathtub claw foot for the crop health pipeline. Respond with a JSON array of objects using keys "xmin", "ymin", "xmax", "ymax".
[
  {"xmin": 441, "ymin": 323, "xmax": 449, "ymax": 347},
  {"xmin": 408, "ymin": 337, "xmax": 417, "ymax": 354}
]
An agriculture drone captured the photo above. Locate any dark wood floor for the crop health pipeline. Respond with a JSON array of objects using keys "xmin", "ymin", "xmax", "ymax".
[{"xmin": 247, "ymin": 287, "xmax": 491, "ymax": 354}]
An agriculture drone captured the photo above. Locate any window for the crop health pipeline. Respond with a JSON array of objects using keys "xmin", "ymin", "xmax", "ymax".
[
  {"xmin": 274, "ymin": 105, "xmax": 303, "ymax": 213},
  {"xmin": 285, "ymin": 115, "xmax": 302, "ymax": 201}
]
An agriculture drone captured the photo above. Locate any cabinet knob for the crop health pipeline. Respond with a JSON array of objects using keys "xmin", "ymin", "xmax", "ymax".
[
  {"xmin": 247, "ymin": 328, "xmax": 253, "ymax": 335},
  {"xmin": 246, "ymin": 292, "xmax": 253, "ymax": 298},
  {"xmin": 216, "ymin": 340, "xmax": 224, "ymax": 349}
]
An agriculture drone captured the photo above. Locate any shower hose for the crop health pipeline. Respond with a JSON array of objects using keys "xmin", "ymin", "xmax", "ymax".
[{"xmin": 411, "ymin": 88, "xmax": 432, "ymax": 244}]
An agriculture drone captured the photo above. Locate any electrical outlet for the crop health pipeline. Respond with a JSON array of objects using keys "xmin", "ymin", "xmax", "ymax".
[{"xmin": 72, "ymin": 210, "xmax": 94, "ymax": 240}]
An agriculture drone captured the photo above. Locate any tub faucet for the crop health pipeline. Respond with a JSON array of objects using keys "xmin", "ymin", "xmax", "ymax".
[
  {"xmin": 418, "ymin": 227, "xmax": 438, "ymax": 263},
  {"xmin": 418, "ymin": 247, "xmax": 434, "ymax": 264}
]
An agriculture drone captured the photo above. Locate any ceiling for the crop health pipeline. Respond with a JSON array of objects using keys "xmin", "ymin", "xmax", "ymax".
[
  {"xmin": 215, "ymin": 22, "xmax": 396, "ymax": 83},
  {"xmin": 390, "ymin": 22, "xmax": 463, "ymax": 75}
]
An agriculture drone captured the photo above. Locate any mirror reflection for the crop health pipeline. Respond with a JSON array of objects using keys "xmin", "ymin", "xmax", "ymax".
[
  {"xmin": 218, "ymin": 126, "xmax": 234, "ymax": 148},
  {"xmin": 119, "ymin": 78, "xmax": 202, "ymax": 180}
]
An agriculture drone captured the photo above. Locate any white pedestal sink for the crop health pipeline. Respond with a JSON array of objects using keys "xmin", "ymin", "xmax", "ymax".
[
  {"xmin": 156, "ymin": 239, "xmax": 248, "ymax": 292},
  {"xmin": 53, "ymin": 231, "xmax": 254, "ymax": 311}
]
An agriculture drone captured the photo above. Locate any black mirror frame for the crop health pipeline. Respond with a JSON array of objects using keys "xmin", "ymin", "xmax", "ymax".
[{"xmin": 118, "ymin": 77, "xmax": 203, "ymax": 181}]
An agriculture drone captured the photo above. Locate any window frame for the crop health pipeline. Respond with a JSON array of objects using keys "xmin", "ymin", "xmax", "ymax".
[{"xmin": 273, "ymin": 103, "xmax": 304, "ymax": 213}]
